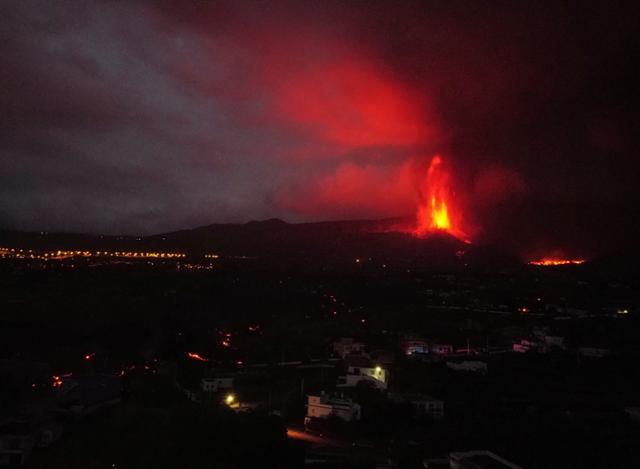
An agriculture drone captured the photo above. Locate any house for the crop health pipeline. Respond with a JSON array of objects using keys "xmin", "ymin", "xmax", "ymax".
[
  {"xmin": 0, "ymin": 419, "xmax": 37, "ymax": 466},
  {"xmin": 449, "ymin": 450, "xmax": 522, "ymax": 469},
  {"xmin": 201, "ymin": 374, "xmax": 234, "ymax": 393},
  {"xmin": 332, "ymin": 337, "xmax": 365, "ymax": 359},
  {"xmin": 431, "ymin": 344, "xmax": 454, "ymax": 355},
  {"xmin": 446, "ymin": 361, "xmax": 488, "ymax": 374},
  {"xmin": 338, "ymin": 357, "xmax": 388, "ymax": 390},
  {"xmin": 57, "ymin": 374, "xmax": 122, "ymax": 414},
  {"xmin": 305, "ymin": 392, "xmax": 361, "ymax": 423},
  {"xmin": 512, "ymin": 338, "xmax": 543, "ymax": 353},
  {"xmin": 401, "ymin": 337, "xmax": 429, "ymax": 356},
  {"xmin": 389, "ymin": 392, "xmax": 444, "ymax": 419}
]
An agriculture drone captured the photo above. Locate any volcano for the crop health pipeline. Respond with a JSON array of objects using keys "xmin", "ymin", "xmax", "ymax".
[{"xmin": 0, "ymin": 217, "xmax": 522, "ymax": 271}]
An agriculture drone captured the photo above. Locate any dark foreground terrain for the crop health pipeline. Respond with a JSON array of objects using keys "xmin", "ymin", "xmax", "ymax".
[{"xmin": 1, "ymin": 246, "xmax": 639, "ymax": 468}]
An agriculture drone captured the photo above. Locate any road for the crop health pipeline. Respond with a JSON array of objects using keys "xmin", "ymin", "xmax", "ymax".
[{"xmin": 286, "ymin": 427, "xmax": 348, "ymax": 448}]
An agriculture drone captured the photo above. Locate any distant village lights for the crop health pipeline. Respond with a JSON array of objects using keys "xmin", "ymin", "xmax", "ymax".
[{"xmin": 0, "ymin": 246, "xmax": 188, "ymax": 261}]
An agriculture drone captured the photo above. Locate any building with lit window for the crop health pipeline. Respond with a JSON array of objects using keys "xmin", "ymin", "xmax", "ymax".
[
  {"xmin": 337, "ymin": 363, "xmax": 388, "ymax": 390},
  {"xmin": 201, "ymin": 375, "xmax": 234, "ymax": 393},
  {"xmin": 305, "ymin": 392, "xmax": 361, "ymax": 423}
]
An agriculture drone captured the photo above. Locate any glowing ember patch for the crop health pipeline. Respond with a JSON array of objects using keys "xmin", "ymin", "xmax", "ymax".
[
  {"xmin": 529, "ymin": 259, "xmax": 586, "ymax": 266},
  {"xmin": 414, "ymin": 155, "xmax": 467, "ymax": 240},
  {"xmin": 51, "ymin": 372, "xmax": 73, "ymax": 388},
  {"xmin": 186, "ymin": 352, "xmax": 209, "ymax": 362}
]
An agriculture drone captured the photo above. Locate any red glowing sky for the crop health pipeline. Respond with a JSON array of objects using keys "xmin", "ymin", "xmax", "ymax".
[{"xmin": 0, "ymin": 1, "xmax": 638, "ymax": 255}]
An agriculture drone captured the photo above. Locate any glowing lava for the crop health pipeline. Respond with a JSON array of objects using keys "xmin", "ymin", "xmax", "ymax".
[
  {"xmin": 529, "ymin": 258, "xmax": 586, "ymax": 266},
  {"xmin": 414, "ymin": 155, "xmax": 466, "ymax": 240},
  {"xmin": 186, "ymin": 352, "xmax": 209, "ymax": 362},
  {"xmin": 429, "ymin": 195, "xmax": 451, "ymax": 231}
]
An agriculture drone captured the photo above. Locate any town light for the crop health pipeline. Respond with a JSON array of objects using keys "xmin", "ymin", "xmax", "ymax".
[{"xmin": 225, "ymin": 393, "xmax": 235, "ymax": 405}]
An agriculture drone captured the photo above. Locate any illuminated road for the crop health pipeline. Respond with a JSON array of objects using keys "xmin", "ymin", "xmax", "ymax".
[{"xmin": 286, "ymin": 427, "xmax": 348, "ymax": 448}]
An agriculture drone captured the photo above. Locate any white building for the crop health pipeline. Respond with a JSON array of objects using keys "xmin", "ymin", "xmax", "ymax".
[
  {"xmin": 306, "ymin": 393, "xmax": 361, "ymax": 422},
  {"xmin": 201, "ymin": 375, "xmax": 234, "ymax": 393},
  {"xmin": 431, "ymin": 344, "xmax": 454, "ymax": 355},
  {"xmin": 403, "ymin": 339, "xmax": 429, "ymax": 356},
  {"xmin": 338, "ymin": 365, "xmax": 388, "ymax": 390}
]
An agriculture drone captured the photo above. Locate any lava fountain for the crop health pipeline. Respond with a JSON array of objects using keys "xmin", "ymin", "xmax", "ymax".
[{"xmin": 414, "ymin": 155, "xmax": 468, "ymax": 241}]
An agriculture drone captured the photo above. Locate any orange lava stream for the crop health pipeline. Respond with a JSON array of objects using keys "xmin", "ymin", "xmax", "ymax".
[
  {"xmin": 187, "ymin": 352, "xmax": 209, "ymax": 362},
  {"xmin": 529, "ymin": 258, "xmax": 586, "ymax": 266}
]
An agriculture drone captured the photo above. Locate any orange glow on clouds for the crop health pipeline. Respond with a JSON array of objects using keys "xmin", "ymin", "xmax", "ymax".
[
  {"xmin": 248, "ymin": 34, "xmax": 449, "ymax": 222},
  {"xmin": 275, "ymin": 61, "xmax": 435, "ymax": 147},
  {"xmin": 275, "ymin": 159, "xmax": 418, "ymax": 220}
]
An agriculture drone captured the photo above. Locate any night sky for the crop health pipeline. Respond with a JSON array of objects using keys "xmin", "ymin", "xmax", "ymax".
[{"xmin": 1, "ymin": 1, "xmax": 638, "ymax": 256}]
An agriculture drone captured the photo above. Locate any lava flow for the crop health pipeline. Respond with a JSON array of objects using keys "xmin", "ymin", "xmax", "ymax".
[
  {"xmin": 529, "ymin": 258, "xmax": 586, "ymax": 266},
  {"xmin": 186, "ymin": 352, "xmax": 209, "ymax": 362},
  {"xmin": 414, "ymin": 155, "xmax": 467, "ymax": 241}
]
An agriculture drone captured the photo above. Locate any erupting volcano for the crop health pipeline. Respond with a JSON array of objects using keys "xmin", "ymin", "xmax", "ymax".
[{"xmin": 414, "ymin": 155, "xmax": 467, "ymax": 241}]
